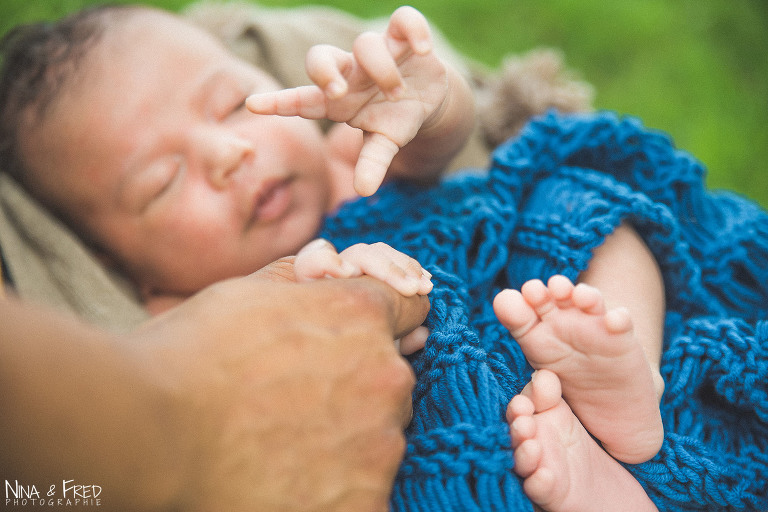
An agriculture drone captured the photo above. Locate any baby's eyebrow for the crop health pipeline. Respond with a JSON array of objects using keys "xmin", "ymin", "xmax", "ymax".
[
  {"xmin": 190, "ymin": 67, "xmax": 254, "ymax": 119},
  {"xmin": 191, "ymin": 66, "xmax": 253, "ymax": 108},
  {"xmin": 190, "ymin": 68, "xmax": 229, "ymax": 109}
]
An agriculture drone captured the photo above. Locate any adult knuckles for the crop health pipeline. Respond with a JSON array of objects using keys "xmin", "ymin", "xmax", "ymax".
[
  {"xmin": 332, "ymin": 277, "xmax": 397, "ymax": 321},
  {"xmin": 337, "ymin": 276, "xmax": 430, "ymax": 336},
  {"xmin": 379, "ymin": 353, "xmax": 416, "ymax": 396},
  {"xmin": 253, "ymin": 256, "xmax": 297, "ymax": 282}
]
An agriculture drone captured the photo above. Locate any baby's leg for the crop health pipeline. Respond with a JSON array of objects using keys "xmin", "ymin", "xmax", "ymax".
[
  {"xmin": 494, "ymin": 276, "xmax": 663, "ymax": 464},
  {"xmin": 508, "ymin": 370, "xmax": 658, "ymax": 512}
]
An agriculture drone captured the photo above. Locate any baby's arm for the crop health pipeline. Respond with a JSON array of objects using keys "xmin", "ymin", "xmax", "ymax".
[
  {"xmin": 579, "ymin": 223, "xmax": 666, "ymax": 397},
  {"xmin": 246, "ymin": 6, "xmax": 475, "ymax": 197}
]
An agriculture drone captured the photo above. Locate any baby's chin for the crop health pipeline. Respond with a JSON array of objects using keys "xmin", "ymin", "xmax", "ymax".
[{"xmin": 276, "ymin": 203, "xmax": 330, "ymax": 254}]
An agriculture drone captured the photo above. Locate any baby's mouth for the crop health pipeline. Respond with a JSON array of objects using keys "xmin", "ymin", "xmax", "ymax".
[{"xmin": 249, "ymin": 176, "xmax": 294, "ymax": 225}]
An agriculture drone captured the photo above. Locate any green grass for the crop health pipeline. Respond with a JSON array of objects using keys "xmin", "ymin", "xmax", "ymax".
[{"xmin": 3, "ymin": 0, "xmax": 767, "ymax": 207}]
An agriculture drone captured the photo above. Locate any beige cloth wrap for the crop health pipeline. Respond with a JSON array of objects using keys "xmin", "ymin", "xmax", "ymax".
[{"xmin": 0, "ymin": 1, "xmax": 592, "ymax": 332}]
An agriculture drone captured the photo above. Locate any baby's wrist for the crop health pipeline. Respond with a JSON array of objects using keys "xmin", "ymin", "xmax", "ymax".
[
  {"xmin": 424, "ymin": 65, "xmax": 472, "ymax": 134},
  {"xmin": 392, "ymin": 64, "xmax": 475, "ymax": 181}
]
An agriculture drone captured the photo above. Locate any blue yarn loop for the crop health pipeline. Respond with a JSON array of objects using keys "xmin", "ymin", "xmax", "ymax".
[{"xmin": 321, "ymin": 111, "xmax": 768, "ymax": 511}]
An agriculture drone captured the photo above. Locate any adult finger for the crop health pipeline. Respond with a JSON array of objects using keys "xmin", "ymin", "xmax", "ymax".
[
  {"xmin": 255, "ymin": 258, "xmax": 431, "ymax": 339},
  {"xmin": 251, "ymin": 256, "xmax": 297, "ymax": 283},
  {"xmin": 354, "ymin": 132, "xmax": 399, "ymax": 197},
  {"xmin": 343, "ymin": 276, "xmax": 430, "ymax": 342}
]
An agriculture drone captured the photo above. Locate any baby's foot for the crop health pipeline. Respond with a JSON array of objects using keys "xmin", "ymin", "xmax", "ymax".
[
  {"xmin": 494, "ymin": 275, "xmax": 663, "ymax": 463},
  {"xmin": 508, "ymin": 370, "xmax": 658, "ymax": 512}
]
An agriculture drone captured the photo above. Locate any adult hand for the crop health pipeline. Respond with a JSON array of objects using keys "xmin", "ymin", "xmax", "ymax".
[
  {"xmin": 132, "ymin": 256, "xmax": 429, "ymax": 511},
  {"xmin": 0, "ymin": 257, "xmax": 429, "ymax": 512}
]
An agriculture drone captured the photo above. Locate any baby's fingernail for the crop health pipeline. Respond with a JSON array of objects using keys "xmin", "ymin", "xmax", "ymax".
[
  {"xmin": 419, "ymin": 275, "xmax": 433, "ymax": 295},
  {"xmin": 421, "ymin": 268, "xmax": 432, "ymax": 279}
]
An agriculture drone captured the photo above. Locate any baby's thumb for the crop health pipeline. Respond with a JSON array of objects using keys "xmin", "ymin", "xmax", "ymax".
[
  {"xmin": 354, "ymin": 133, "xmax": 399, "ymax": 197},
  {"xmin": 294, "ymin": 239, "xmax": 356, "ymax": 281}
]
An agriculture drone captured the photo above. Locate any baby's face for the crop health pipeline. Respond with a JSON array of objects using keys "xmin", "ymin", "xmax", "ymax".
[{"xmin": 22, "ymin": 9, "xmax": 333, "ymax": 297}]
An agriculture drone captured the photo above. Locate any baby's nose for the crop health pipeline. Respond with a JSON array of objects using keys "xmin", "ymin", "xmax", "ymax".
[{"xmin": 205, "ymin": 133, "xmax": 256, "ymax": 189}]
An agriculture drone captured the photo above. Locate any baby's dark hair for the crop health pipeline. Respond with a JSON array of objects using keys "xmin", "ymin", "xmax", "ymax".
[{"xmin": 0, "ymin": 5, "xmax": 139, "ymax": 182}]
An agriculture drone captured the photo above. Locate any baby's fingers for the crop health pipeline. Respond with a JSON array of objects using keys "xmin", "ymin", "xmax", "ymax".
[
  {"xmin": 352, "ymin": 31, "xmax": 404, "ymax": 101},
  {"xmin": 386, "ymin": 6, "xmax": 433, "ymax": 56},
  {"xmin": 305, "ymin": 44, "xmax": 352, "ymax": 99},
  {"xmin": 341, "ymin": 243, "xmax": 433, "ymax": 297},
  {"xmin": 245, "ymin": 86, "xmax": 327, "ymax": 119},
  {"xmin": 354, "ymin": 132, "xmax": 399, "ymax": 197},
  {"xmin": 294, "ymin": 239, "xmax": 360, "ymax": 282},
  {"xmin": 397, "ymin": 326, "xmax": 431, "ymax": 355}
]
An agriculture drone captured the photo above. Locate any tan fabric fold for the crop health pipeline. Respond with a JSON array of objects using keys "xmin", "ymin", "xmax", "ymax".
[{"xmin": 0, "ymin": 174, "xmax": 148, "ymax": 332}]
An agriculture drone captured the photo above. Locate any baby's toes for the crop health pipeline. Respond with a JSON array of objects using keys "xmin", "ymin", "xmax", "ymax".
[
  {"xmin": 571, "ymin": 282, "xmax": 607, "ymax": 316},
  {"xmin": 509, "ymin": 420, "xmax": 536, "ymax": 456},
  {"xmin": 493, "ymin": 289, "xmax": 540, "ymax": 339},
  {"xmin": 547, "ymin": 275, "xmax": 576, "ymax": 309},
  {"xmin": 519, "ymin": 279, "xmax": 556, "ymax": 318},
  {"xmin": 526, "ymin": 369, "xmax": 563, "ymax": 413},
  {"xmin": 604, "ymin": 306, "xmax": 634, "ymax": 336},
  {"xmin": 522, "ymin": 465, "xmax": 558, "ymax": 507},
  {"xmin": 513, "ymin": 438, "xmax": 543, "ymax": 479}
]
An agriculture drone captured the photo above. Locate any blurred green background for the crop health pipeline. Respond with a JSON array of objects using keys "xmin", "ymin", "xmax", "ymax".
[{"xmin": 3, "ymin": 0, "xmax": 767, "ymax": 207}]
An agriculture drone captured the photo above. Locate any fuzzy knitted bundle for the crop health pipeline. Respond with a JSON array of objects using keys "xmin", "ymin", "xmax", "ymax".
[{"xmin": 320, "ymin": 111, "xmax": 768, "ymax": 511}]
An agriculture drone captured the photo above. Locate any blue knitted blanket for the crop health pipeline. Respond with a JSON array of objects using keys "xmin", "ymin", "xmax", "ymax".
[{"xmin": 320, "ymin": 111, "xmax": 768, "ymax": 511}]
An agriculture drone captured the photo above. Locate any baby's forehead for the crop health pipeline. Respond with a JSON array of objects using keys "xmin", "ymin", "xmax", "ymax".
[
  {"xmin": 75, "ymin": 9, "xmax": 235, "ymax": 97},
  {"xmin": 102, "ymin": 8, "xmax": 232, "ymax": 56}
]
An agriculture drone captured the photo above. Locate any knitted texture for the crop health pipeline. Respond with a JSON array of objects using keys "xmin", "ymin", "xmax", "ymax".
[{"xmin": 320, "ymin": 111, "xmax": 768, "ymax": 511}]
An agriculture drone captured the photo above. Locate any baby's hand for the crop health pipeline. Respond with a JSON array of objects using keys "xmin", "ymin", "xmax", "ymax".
[
  {"xmin": 294, "ymin": 239, "xmax": 433, "ymax": 297},
  {"xmin": 246, "ymin": 6, "xmax": 449, "ymax": 197},
  {"xmin": 294, "ymin": 239, "xmax": 432, "ymax": 355}
]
